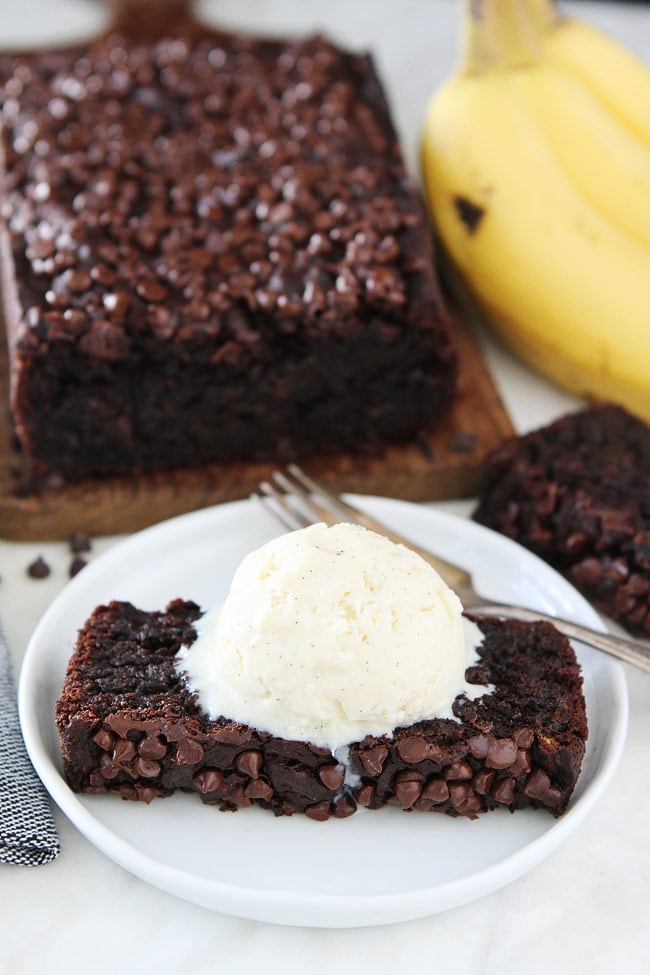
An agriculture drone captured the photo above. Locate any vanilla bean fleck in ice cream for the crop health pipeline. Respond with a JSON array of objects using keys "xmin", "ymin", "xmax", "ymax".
[{"xmin": 179, "ymin": 523, "xmax": 486, "ymax": 751}]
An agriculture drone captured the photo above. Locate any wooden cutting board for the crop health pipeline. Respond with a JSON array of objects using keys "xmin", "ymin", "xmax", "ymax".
[
  {"xmin": 0, "ymin": 306, "xmax": 514, "ymax": 541},
  {"xmin": 0, "ymin": 1, "xmax": 515, "ymax": 540}
]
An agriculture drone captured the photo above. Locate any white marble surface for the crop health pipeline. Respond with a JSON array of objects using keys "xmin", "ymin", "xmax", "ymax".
[{"xmin": 0, "ymin": 0, "xmax": 649, "ymax": 972}]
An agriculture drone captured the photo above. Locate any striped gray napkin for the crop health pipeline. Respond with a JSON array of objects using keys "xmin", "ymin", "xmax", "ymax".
[{"xmin": 0, "ymin": 625, "xmax": 59, "ymax": 865}]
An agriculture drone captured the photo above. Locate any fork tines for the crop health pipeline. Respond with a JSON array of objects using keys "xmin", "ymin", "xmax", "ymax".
[{"xmin": 254, "ymin": 465, "xmax": 357, "ymax": 534}]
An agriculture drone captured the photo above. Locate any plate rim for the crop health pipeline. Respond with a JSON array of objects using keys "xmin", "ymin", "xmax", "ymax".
[{"xmin": 18, "ymin": 497, "xmax": 629, "ymax": 927}]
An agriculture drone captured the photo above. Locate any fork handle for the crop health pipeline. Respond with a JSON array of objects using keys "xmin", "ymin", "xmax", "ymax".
[{"xmin": 471, "ymin": 602, "xmax": 650, "ymax": 673}]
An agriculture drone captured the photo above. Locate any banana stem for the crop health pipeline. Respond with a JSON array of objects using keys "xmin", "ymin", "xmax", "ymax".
[
  {"xmin": 525, "ymin": 0, "xmax": 564, "ymax": 31},
  {"xmin": 459, "ymin": 0, "xmax": 543, "ymax": 74}
]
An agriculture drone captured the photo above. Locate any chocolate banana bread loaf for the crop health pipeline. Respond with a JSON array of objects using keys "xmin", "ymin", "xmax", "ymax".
[
  {"xmin": 0, "ymin": 27, "xmax": 457, "ymax": 484},
  {"xmin": 56, "ymin": 599, "xmax": 588, "ymax": 820},
  {"xmin": 473, "ymin": 403, "xmax": 650, "ymax": 636}
]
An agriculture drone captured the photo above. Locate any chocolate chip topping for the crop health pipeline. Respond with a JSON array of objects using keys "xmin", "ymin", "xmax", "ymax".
[{"xmin": 0, "ymin": 31, "xmax": 442, "ymax": 357}]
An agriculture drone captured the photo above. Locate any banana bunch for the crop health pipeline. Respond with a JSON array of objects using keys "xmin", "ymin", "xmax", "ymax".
[{"xmin": 421, "ymin": 0, "xmax": 650, "ymax": 421}]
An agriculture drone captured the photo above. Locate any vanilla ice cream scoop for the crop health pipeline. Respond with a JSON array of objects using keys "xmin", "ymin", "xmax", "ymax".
[{"xmin": 180, "ymin": 522, "xmax": 483, "ymax": 751}]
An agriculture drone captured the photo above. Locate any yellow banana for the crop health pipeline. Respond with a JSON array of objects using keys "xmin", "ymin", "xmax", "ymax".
[
  {"xmin": 527, "ymin": 0, "xmax": 650, "ymax": 147},
  {"xmin": 421, "ymin": 0, "xmax": 650, "ymax": 422}
]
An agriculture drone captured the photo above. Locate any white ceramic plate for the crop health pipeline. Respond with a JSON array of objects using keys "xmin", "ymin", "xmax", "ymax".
[{"xmin": 19, "ymin": 498, "xmax": 628, "ymax": 928}]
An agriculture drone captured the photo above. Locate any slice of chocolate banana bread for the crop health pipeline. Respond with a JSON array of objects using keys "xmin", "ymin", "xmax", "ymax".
[
  {"xmin": 0, "ymin": 25, "xmax": 456, "ymax": 485},
  {"xmin": 473, "ymin": 403, "xmax": 650, "ymax": 636},
  {"xmin": 55, "ymin": 599, "xmax": 588, "ymax": 820}
]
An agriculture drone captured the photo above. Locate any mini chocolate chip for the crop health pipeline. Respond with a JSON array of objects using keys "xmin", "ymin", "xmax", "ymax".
[
  {"xmin": 136, "ymin": 785, "xmax": 163, "ymax": 804},
  {"xmin": 396, "ymin": 737, "xmax": 429, "ymax": 764},
  {"xmin": 134, "ymin": 756, "xmax": 160, "ymax": 778},
  {"xmin": 27, "ymin": 556, "xmax": 50, "ymax": 579},
  {"xmin": 421, "ymin": 778, "xmax": 449, "ymax": 803},
  {"xmin": 305, "ymin": 801, "xmax": 331, "ymax": 821},
  {"xmin": 473, "ymin": 769, "xmax": 495, "ymax": 795},
  {"xmin": 448, "ymin": 781, "xmax": 472, "ymax": 809},
  {"xmin": 491, "ymin": 776, "xmax": 516, "ymax": 805},
  {"xmin": 467, "ymin": 734, "xmax": 490, "ymax": 759},
  {"xmin": 112, "ymin": 740, "xmax": 136, "ymax": 764},
  {"xmin": 99, "ymin": 754, "xmax": 119, "ymax": 780},
  {"xmin": 136, "ymin": 279, "xmax": 168, "ymax": 302},
  {"xmin": 513, "ymin": 728, "xmax": 534, "ymax": 749},
  {"xmin": 69, "ymin": 556, "xmax": 87, "ymax": 577},
  {"xmin": 106, "ymin": 715, "xmax": 139, "ymax": 738},
  {"xmin": 93, "ymin": 728, "xmax": 116, "ymax": 752},
  {"xmin": 117, "ymin": 784, "xmax": 137, "ymax": 801},
  {"xmin": 486, "ymin": 738, "xmax": 518, "ymax": 769},
  {"xmin": 137, "ymin": 735, "xmax": 167, "ymax": 761},
  {"xmin": 193, "ymin": 768, "xmax": 223, "ymax": 794},
  {"xmin": 355, "ymin": 783, "xmax": 375, "ymax": 807},
  {"xmin": 523, "ymin": 769, "xmax": 552, "ymax": 801},
  {"xmin": 509, "ymin": 749, "xmax": 531, "ymax": 777},
  {"xmin": 244, "ymin": 778, "xmax": 273, "ymax": 801},
  {"xmin": 65, "ymin": 268, "xmax": 92, "ymax": 294},
  {"xmin": 235, "ymin": 750, "xmax": 263, "ymax": 778},
  {"xmin": 318, "ymin": 763, "xmax": 345, "ymax": 790},
  {"xmin": 174, "ymin": 738, "xmax": 204, "ymax": 765},
  {"xmin": 394, "ymin": 775, "xmax": 423, "ymax": 809},
  {"xmin": 443, "ymin": 760, "xmax": 473, "ymax": 781},
  {"xmin": 332, "ymin": 795, "xmax": 357, "ymax": 818},
  {"xmin": 359, "ymin": 745, "xmax": 389, "ymax": 776}
]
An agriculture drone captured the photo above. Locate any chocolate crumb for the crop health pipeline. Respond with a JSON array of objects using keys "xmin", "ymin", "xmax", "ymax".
[
  {"xmin": 27, "ymin": 556, "xmax": 50, "ymax": 579},
  {"xmin": 69, "ymin": 557, "xmax": 87, "ymax": 578}
]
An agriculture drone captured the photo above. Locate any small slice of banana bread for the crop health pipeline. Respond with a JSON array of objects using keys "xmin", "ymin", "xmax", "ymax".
[
  {"xmin": 474, "ymin": 403, "xmax": 650, "ymax": 636},
  {"xmin": 55, "ymin": 599, "xmax": 587, "ymax": 821}
]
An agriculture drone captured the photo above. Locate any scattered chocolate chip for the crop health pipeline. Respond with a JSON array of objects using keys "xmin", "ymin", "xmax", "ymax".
[
  {"xmin": 27, "ymin": 556, "xmax": 50, "ymax": 579},
  {"xmin": 69, "ymin": 556, "xmax": 87, "ymax": 578}
]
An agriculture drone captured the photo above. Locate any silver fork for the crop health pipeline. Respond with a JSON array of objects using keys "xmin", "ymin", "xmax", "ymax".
[{"xmin": 254, "ymin": 464, "xmax": 650, "ymax": 673}]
